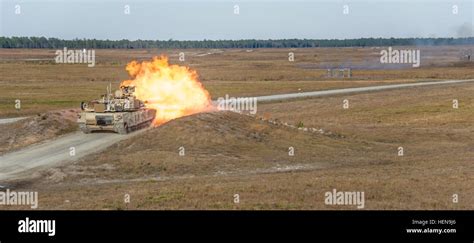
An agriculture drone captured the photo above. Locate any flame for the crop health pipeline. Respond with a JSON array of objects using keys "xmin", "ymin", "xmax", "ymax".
[{"xmin": 120, "ymin": 56, "xmax": 211, "ymax": 125}]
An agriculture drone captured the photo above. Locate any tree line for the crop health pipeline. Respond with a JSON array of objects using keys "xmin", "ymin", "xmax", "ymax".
[{"xmin": 1, "ymin": 37, "xmax": 474, "ymax": 49}]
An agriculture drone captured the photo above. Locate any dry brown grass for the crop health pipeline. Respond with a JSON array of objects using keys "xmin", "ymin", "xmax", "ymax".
[
  {"xmin": 1, "ymin": 47, "xmax": 473, "ymax": 210},
  {"xmin": 6, "ymin": 83, "xmax": 473, "ymax": 210}
]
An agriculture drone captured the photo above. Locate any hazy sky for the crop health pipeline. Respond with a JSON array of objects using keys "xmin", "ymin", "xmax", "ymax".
[{"xmin": 1, "ymin": 0, "xmax": 473, "ymax": 40}]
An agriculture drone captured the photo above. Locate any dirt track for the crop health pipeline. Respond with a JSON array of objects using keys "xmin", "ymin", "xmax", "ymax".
[
  {"xmin": 0, "ymin": 117, "xmax": 27, "ymax": 124},
  {"xmin": 0, "ymin": 130, "xmax": 148, "ymax": 181}
]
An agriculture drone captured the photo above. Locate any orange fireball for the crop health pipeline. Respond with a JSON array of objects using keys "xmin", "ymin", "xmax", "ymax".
[{"xmin": 121, "ymin": 56, "xmax": 211, "ymax": 125}]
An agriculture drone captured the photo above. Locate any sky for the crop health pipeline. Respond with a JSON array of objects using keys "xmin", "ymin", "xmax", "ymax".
[{"xmin": 0, "ymin": 0, "xmax": 473, "ymax": 40}]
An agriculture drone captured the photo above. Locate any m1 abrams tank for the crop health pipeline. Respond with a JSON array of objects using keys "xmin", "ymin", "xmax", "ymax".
[{"xmin": 77, "ymin": 84, "xmax": 156, "ymax": 134}]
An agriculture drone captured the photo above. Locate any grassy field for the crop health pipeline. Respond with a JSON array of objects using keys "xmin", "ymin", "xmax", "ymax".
[
  {"xmin": 1, "ymin": 46, "xmax": 474, "ymax": 117},
  {"xmin": 7, "ymin": 82, "xmax": 473, "ymax": 210},
  {"xmin": 1, "ymin": 47, "xmax": 473, "ymax": 210}
]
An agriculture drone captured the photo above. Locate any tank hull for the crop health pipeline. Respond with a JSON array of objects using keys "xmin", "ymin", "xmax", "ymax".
[{"xmin": 77, "ymin": 108, "xmax": 156, "ymax": 134}]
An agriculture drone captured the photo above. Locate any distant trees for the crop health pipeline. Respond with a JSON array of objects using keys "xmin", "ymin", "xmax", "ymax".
[{"xmin": 1, "ymin": 37, "xmax": 473, "ymax": 49}]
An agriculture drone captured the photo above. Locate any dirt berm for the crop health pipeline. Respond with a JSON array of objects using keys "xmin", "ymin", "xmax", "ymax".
[
  {"xmin": 0, "ymin": 109, "xmax": 78, "ymax": 155},
  {"xmin": 46, "ymin": 111, "xmax": 377, "ymax": 184}
]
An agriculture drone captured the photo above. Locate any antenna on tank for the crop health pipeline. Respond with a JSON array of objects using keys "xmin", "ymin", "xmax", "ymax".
[{"xmin": 107, "ymin": 82, "xmax": 112, "ymax": 103}]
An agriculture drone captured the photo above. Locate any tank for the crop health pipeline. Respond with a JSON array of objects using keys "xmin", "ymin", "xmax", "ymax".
[{"xmin": 77, "ymin": 84, "xmax": 156, "ymax": 134}]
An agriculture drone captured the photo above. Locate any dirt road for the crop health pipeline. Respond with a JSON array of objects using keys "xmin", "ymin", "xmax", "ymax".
[
  {"xmin": 0, "ymin": 117, "xmax": 27, "ymax": 125},
  {"xmin": 254, "ymin": 79, "xmax": 474, "ymax": 102},
  {"xmin": 0, "ymin": 130, "xmax": 148, "ymax": 181}
]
